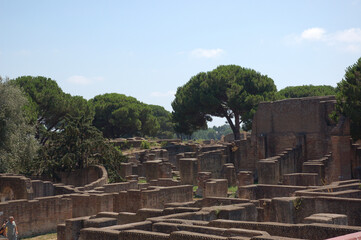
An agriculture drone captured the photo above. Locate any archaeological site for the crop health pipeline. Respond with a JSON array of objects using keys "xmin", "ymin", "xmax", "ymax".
[{"xmin": 1, "ymin": 96, "xmax": 361, "ymax": 240}]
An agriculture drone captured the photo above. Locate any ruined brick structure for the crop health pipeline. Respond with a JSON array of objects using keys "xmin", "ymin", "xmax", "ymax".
[{"xmin": 1, "ymin": 96, "xmax": 361, "ymax": 239}]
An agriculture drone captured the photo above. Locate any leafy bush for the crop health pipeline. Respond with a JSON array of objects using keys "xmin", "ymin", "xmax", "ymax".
[{"xmin": 140, "ymin": 140, "xmax": 150, "ymax": 149}]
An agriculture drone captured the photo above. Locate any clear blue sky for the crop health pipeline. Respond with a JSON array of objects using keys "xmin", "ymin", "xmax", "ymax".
[{"xmin": 1, "ymin": 0, "xmax": 360, "ymax": 126}]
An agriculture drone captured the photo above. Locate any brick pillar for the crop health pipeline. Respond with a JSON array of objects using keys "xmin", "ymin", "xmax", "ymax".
[
  {"xmin": 196, "ymin": 172, "xmax": 212, "ymax": 197},
  {"xmin": 237, "ymin": 171, "xmax": 254, "ymax": 186},
  {"xmin": 179, "ymin": 158, "xmax": 198, "ymax": 185}
]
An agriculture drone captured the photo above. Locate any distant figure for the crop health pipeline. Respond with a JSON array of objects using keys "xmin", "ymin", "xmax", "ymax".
[
  {"xmin": 5, "ymin": 216, "xmax": 18, "ymax": 240},
  {"xmin": 0, "ymin": 220, "xmax": 7, "ymax": 238}
]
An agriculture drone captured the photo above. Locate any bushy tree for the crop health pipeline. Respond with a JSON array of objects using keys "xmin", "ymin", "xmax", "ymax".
[
  {"xmin": 335, "ymin": 57, "xmax": 361, "ymax": 141},
  {"xmin": 11, "ymin": 76, "xmax": 125, "ymax": 181},
  {"xmin": 172, "ymin": 65, "xmax": 277, "ymax": 140},
  {"xmin": 90, "ymin": 93, "xmax": 160, "ymax": 138},
  {"xmin": 10, "ymin": 76, "xmax": 92, "ymax": 145},
  {"xmin": 34, "ymin": 114, "xmax": 125, "ymax": 182},
  {"xmin": 278, "ymin": 85, "xmax": 337, "ymax": 99},
  {"xmin": 148, "ymin": 105, "xmax": 175, "ymax": 139},
  {"xmin": 0, "ymin": 77, "xmax": 39, "ymax": 174}
]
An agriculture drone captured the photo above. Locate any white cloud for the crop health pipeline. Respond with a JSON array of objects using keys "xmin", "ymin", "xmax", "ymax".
[
  {"xmin": 301, "ymin": 28, "xmax": 326, "ymax": 40},
  {"xmin": 344, "ymin": 44, "xmax": 361, "ymax": 53},
  {"xmin": 190, "ymin": 48, "xmax": 224, "ymax": 58},
  {"xmin": 332, "ymin": 28, "xmax": 361, "ymax": 43},
  {"xmin": 288, "ymin": 27, "xmax": 361, "ymax": 53},
  {"xmin": 150, "ymin": 90, "xmax": 176, "ymax": 97},
  {"xmin": 66, "ymin": 75, "xmax": 104, "ymax": 85}
]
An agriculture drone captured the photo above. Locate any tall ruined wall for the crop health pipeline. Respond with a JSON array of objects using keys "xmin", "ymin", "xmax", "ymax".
[{"xmin": 251, "ymin": 96, "xmax": 336, "ymax": 161}]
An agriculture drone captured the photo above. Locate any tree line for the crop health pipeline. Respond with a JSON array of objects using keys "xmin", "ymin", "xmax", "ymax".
[
  {"xmin": 0, "ymin": 76, "xmax": 175, "ymax": 181},
  {"xmin": 172, "ymin": 58, "xmax": 360, "ymax": 141},
  {"xmin": 1, "ymin": 57, "xmax": 359, "ymax": 179}
]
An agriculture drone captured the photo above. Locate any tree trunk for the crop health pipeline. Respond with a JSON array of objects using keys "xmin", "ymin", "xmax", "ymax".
[
  {"xmin": 224, "ymin": 113, "xmax": 241, "ymax": 140},
  {"xmin": 234, "ymin": 114, "xmax": 241, "ymax": 140}
]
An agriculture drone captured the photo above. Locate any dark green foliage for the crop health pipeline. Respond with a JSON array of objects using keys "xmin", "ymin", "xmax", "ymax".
[
  {"xmin": 90, "ymin": 93, "xmax": 174, "ymax": 138},
  {"xmin": 10, "ymin": 76, "xmax": 92, "ymax": 145},
  {"xmin": 172, "ymin": 65, "xmax": 277, "ymax": 140},
  {"xmin": 148, "ymin": 105, "xmax": 175, "ymax": 139},
  {"xmin": 192, "ymin": 124, "xmax": 233, "ymax": 140},
  {"xmin": 10, "ymin": 76, "xmax": 127, "ymax": 181},
  {"xmin": 278, "ymin": 85, "xmax": 337, "ymax": 99},
  {"xmin": 172, "ymin": 73, "xmax": 210, "ymax": 138},
  {"xmin": 335, "ymin": 57, "xmax": 361, "ymax": 141},
  {"xmin": 34, "ymin": 115, "xmax": 125, "ymax": 182}
]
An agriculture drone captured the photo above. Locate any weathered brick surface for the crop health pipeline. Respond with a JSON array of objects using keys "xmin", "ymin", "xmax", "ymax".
[
  {"xmin": 209, "ymin": 219, "xmax": 361, "ymax": 240},
  {"xmin": 120, "ymin": 229, "xmax": 169, "ymax": 240}
]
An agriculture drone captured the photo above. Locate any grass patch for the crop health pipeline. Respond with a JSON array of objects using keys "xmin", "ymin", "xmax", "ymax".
[
  {"xmin": 228, "ymin": 186, "xmax": 238, "ymax": 198},
  {"xmin": 23, "ymin": 233, "xmax": 57, "ymax": 240},
  {"xmin": 138, "ymin": 178, "xmax": 147, "ymax": 184}
]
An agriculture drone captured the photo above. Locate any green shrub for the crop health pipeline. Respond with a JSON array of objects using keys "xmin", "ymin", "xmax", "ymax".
[{"xmin": 140, "ymin": 140, "xmax": 150, "ymax": 149}]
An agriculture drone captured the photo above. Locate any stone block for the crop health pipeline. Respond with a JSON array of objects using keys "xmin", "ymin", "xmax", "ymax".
[
  {"xmin": 283, "ymin": 173, "xmax": 320, "ymax": 186},
  {"xmin": 204, "ymin": 179, "xmax": 228, "ymax": 198},
  {"xmin": 304, "ymin": 213, "xmax": 348, "ymax": 225},
  {"xmin": 196, "ymin": 172, "xmax": 212, "ymax": 197},
  {"xmin": 258, "ymin": 158, "xmax": 280, "ymax": 184},
  {"xmin": 179, "ymin": 158, "xmax": 198, "ymax": 185},
  {"xmin": 84, "ymin": 217, "xmax": 117, "ymax": 228},
  {"xmin": 144, "ymin": 160, "xmax": 162, "ymax": 181},
  {"xmin": 223, "ymin": 163, "xmax": 237, "ymax": 187},
  {"xmin": 237, "ymin": 171, "xmax": 254, "ymax": 186}
]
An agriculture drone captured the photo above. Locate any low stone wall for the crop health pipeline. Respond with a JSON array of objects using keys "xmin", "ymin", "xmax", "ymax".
[
  {"xmin": 294, "ymin": 181, "xmax": 361, "ymax": 198},
  {"xmin": 94, "ymin": 181, "xmax": 138, "ymax": 193},
  {"xmin": 209, "ymin": 219, "xmax": 361, "ymax": 240},
  {"xmin": 149, "ymin": 178, "xmax": 181, "ymax": 187},
  {"xmin": 269, "ymin": 196, "xmax": 361, "ymax": 226},
  {"xmin": 0, "ymin": 174, "xmax": 33, "ymax": 201},
  {"xmin": 0, "ymin": 174, "xmax": 77, "ymax": 202},
  {"xmin": 238, "ymin": 184, "xmax": 308, "ymax": 200},
  {"xmin": 68, "ymin": 193, "xmax": 114, "ymax": 218},
  {"xmin": 58, "ymin": 165, "xmax": 108, "ymax": 190},
  {"xmin": 283, "ymin": 173, "xmax": 320, "ymax": 186},
  {"xmin": 0, "ymin": 195, "xmax": 72, "ymax": 238},
  {"xmin": 0, "ymin": 178, "xmax": 139, "ymax": 238},
  {"xmin": 114, "ymin": 185, "xmax": 193, "ymax": 213},
  {"xmin": 31, "ymin": 180, "xmax": 55, "ymax": 198}
]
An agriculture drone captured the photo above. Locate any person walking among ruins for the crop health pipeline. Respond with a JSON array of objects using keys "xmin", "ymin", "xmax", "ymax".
[
  {"xmin": 0, "ymin": 220, "xmax": 7, "ymax": 239},
  {"xmin": 4, "ymin": 216, "xmax": 18, "ymax": 240}
]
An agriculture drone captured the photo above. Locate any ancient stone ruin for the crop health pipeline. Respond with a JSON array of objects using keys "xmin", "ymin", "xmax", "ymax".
[{"xmin": 1, "ymin": 96, "xmax": 361, "ymax": 239}]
